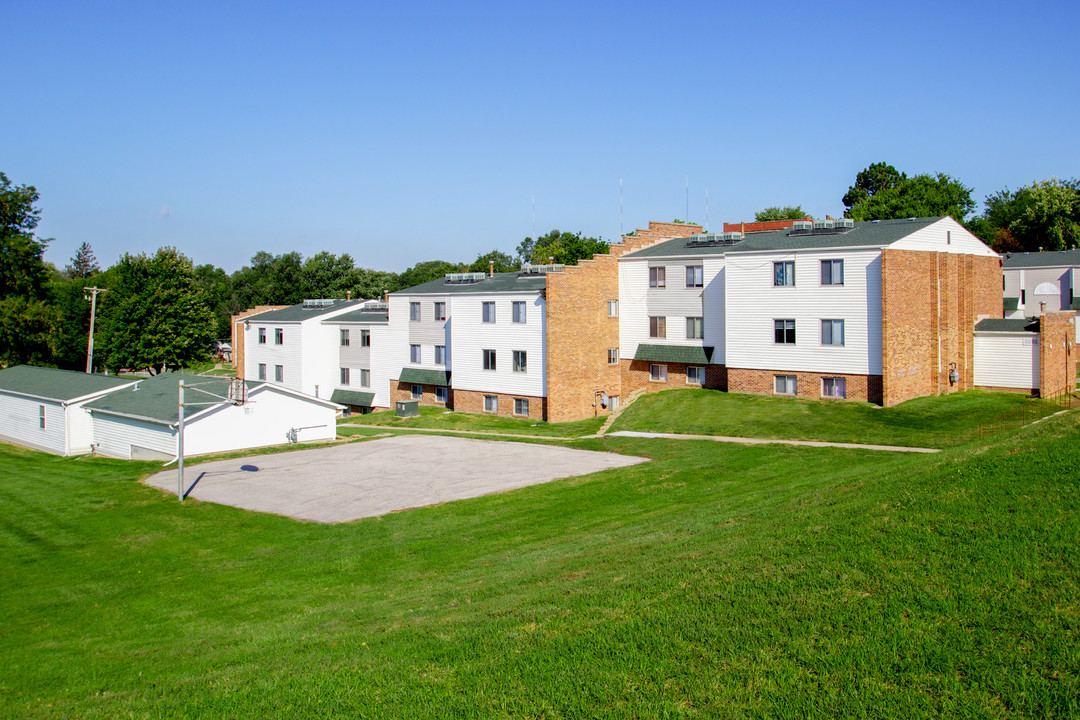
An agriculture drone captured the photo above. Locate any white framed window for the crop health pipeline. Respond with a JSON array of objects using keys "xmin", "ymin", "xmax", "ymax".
[
  {"xmin": 340, "ymin": 329, "xmax": 350, "ymax": 346},
  {"xmin": 608, "ymin": 348, "xmax": 619, "ymax": 364},
  {"xmin": 361, "ymin": 329, "xmax": 371, "ymax": 347},
  {"xmin": 774, "ymin": 261, "xmax": 795, "ymax": 287},
  {"xmin": 514, "ymin": 398, "xmax": 529, "ymax": 416},
  {"xmin": 410, "ymin": 302, "xmax": 421, "ymax": 321},
  {"xmin": 411, "ymin": 384, "xmax": 423, "ymax": 400},
  {"xmin": 822, "ymin": 377, "xmax": 847, "ymax": 398},
  {"xmin": 435, "ymin": 345, "xmax": 446, "ymax": 365},
  {"xmin": 775, "ymin": 375, "xmax": 797, "ymax": 395},
  {"xmin": 483, "ymin": 349, "xmax": 496, "ymax": 370},
  {"xmin": 649, "ymin": 266, "xmax": 666, "ymax": 288},
  {"xmin": 513, "ymin": 350, "xmax": 527, "ymax": 373},
  {"xmin": 258, "ymin": 363, "xmax": 266, "ymax": 381},
  {"xmin": 39, "ymin": 405, "xmax": 45, "ymax": 430},
  {"xmin": 649, "ymin": 316, "xmax": 666, "ymax": 339},
  {"xmin": 482, "ymin": 301, "xmax": 496, "ymax": 323},
  {"xmin": 649, "ymin": 364, "xmax": 667, "ymax": 382},
  {"xmin": 686, "ymin": 265, "xmax": 703, "ymax": 288},
  {"xmin": 340, "ymin": 367, "xmax": 350, "ymax": 385},
  {"xmin": 410, "ymin": 344, "xmax": 421, "ymax": 363},
  {"xmin": 687, "ymin": 366, "xmax": 705, "ymax": 384},
  {"xmin": 274, "ymin": 364, "xmax": 284, "ymax": 382},
  {"xmin": 435, "ymin": 386, "xmax": 448, "ymax": 404},
  {"xmin": 484, "ymin": 395, "xmax": 498, "ymax": 412},
  {"xmin": 607, "ymin": 300, "xmax": 618, "ymax": 317},
  {"xmin": 821, "ymin": 259, "xmax": 844, "ymax": 286},
  {"xmin": 512, "ymin": 301, "xmax": 526, "ymax": 323},
  {"xmin": 258, "ymin": 327, "xmax": 266, "ymax": 344},
  {"xmin": 686, "ymin": 317, "xmax": 704, "ymax": 339},
  {"xmin": 274, "ymin": 328, "xmax": 284, "ymax": 345},
  {"xmin": 434, "ymin": 301, "xmax": 446, "ymax": 320},
  {"xmin": 821, "ymin": 319, "xmax": 845, "ymax": 346},
  {"xmin": 609, "ymin": 395, "xmax": 620, "ymax": 411},
  {"xmin": 360, "ymin": 369, "xmax": 370, "ymax": 387},
  {"xmin": 774, "ymin": 319, "xmax": 796, "ymax": 344}
]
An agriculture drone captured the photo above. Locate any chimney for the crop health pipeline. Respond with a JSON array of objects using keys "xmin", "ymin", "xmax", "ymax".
[
  {"xmin": 489, "ymin": 260, "xmax": 494, "ymax": 278},
  {"xmin": 1040, "ymin": 301, "xmax": 1047, "ymax": 314},
  {"xmin": 346, "ymin": 290, "xmax": 352, "ymax": 301},
  {"xmin": 383, "ymin": 290, "xmax": 389, "ymax": 303}
]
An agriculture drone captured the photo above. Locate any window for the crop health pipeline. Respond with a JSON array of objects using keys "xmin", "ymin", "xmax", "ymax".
[
  {"xmin": 434, "ymin": 302, "xmax": 446, "ymax": 321},
  {"xmin": 435, "ymin": 345, "xmax": 446, "ymax": 365},
  {"xmin": 608, "ymin": 348, "xmax": 619, "ymax": 364},
  {"xmin": 410, "ymin": 302, "xmax": 421, "ymax": 321},
  {"xmin": 482, "ymin": 301, "xmax": 496, "ymax": 323},
  {"xmin": 360, "ymin": 369, "xmax": 370, "ymax": 387},
  {"xmin": 775, "ymin": 375, "xmax": 797, "ymax": 395},
  {"xmin": 38, "ymin": 405, "xmax": 45, "ymax": 430},
  {"xmin": 512, "ymin": 301, "xmax": 527, "ymax": 323},
  {"xmin": 340, "ymin": 367, "xmax": 350, "ymax": 385},
  {"xmin": 410, "ymin": 344, "xmax": 421, "ymax": 363},
  {"xmin": 513, "ymin": 350, "xmax": 527, "ymax": 373},
  {"xmin": 686, "ymin": 265, "xmax": 703, "ymax": 288},
  {"xmin": 649, "ymin": 266, "xmax": 666, "ymax": 288},
  {"xmin": 360, "ymin": 329, "xmax": 371, "ymax": 347},
  {"xmin": 821, "ymin": 259, "xmax": 844, "ymax": 286},
  {"xmin": 411, "ymin": 384, "xmax": 423, "ymax": 400},
  {"xmin": 1021, "ymin": 289, "xmax": 1026, "ymax": 304},
  {"xmin": 258, "ymin": 363, "xmax": 266, "ymax": 380},
  {"xmin": 609, "ymin": 395, "xmax": 620, "ymax": 412},
  {"xmin": 274, "ymin": 365, "xmax": 284, "ymax": 382},
  {"xmin": 822, "ymin": 377, "xmax": 847, "ymax": 398},
  {"xmin": 484, "ymin": 395, "xmax": 498, "ymax": 412},
  {"xmin": 483, "ymin": 349, "xmax": 496, "ymax": 370},
  {"xmin": 435, "ymin": 386, "xmax": 448, "ymax": 404},
  {"xmin": 275, "ymin": 328, "xmax": 284, "ymax": 345},
  {"xmin": 774, "ymin": 319, "xmax": 796, "ymax": 344},
  {"xmin": 340, "ymin": 329, "xmax": 350, "ymax": 346},
  {"xmin": 687, "ymin": 366, "xmax": 705, "ymax": 384},
  {"xmin": 514, "ymin": 398, "xmax": 529, "ymax": 416},
  {"xmin": 607, "ymin": 300, "xmax": 619, "ymax": 317},
  {"xmin": 774, "ymin": 261, "xmax": 795, "ymax": 287},
  {"xmin": 649, "ymin": 316, "xmax": 666, "ymax": 339},
  {"xmin": 821, "ymin": 319, "xmax": 845, "ymax": 346},
  {"xmin": 258, "ymin": 327, "xmax": 266, "ymax": 344},
  {"xmin": 686, "ymin": 317, "xmax": 704, "ymax": 339},
  {"xmin": 650, "ymin": 364, "xmax": 668, "ymax": 382}
]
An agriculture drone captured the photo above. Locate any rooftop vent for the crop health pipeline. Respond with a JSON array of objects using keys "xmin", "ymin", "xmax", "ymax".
[
  {"xmin": 444, "ymin": 272, "xmax": 488, "ymax": 284},
  {"xmin": 686, "ymin": 232, "xmax": 742, "ymax": 246},
  {"xmin": 813, "ymin": 219, "xmax": 835, "ymax": 230},
  {"xmin": 303, "ymin": 298, "xmax": 337, "ymax": 308},
  {"xmin": 834, "ymin": 218, "xmax": 854, "ymax": 229},
  {"xmin": 519, "ymin": 263, "xmax": 565, "ymax": 275},
  {"xmin": 791, "ymin": 220, "xmax": 813, "ymax": 231}
]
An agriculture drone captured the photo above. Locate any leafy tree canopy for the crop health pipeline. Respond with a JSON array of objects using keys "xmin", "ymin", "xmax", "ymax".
[
  {"xmin": 468, "ymin": 250, "xmax": 516, "ymax": 274},
  {"xmin": 398, "ymin": 260, "xmax": 462, "ymax": 290},
  {"xmin": 845, "ymin": 172, "xmax": 975, "ymax": 223},
  {"xmin": 967, "ymin": 178, "xmax": 1080, "ymax": 253},
  {"xmin": 842, "ymin": 162, "xmax": 907, "ymax": 209},
  {"xmin": 516, "ymin": 229, "xmax": 608, "ymax": 266},
  {"xmin": 65, "ymin": 242, "xmax": 100, "ymax": 279},
  {"xmin": 754, "ymin": 206, "xmax": 807, "ymax": 222},
  {"xmin": 0, "ymin": 172, "xmax": 51, "ymax": 300}
]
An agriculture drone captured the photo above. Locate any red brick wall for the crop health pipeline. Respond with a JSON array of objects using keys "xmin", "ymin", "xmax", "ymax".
[
  {"xmin": 1038, "ymin": 311, "xmax": 1077, "ymax": 397},
  {"xmin": 621, "ymin": 360, "xmax": 727, "ymax": 397},
  {"xmin": 391, "ymin": 382, "xmax": 451, "ymax": 408},
  {"xmin": 722, "ymin": 218, "xmax": 811, "ymax": 234},
  {"xmin": 728, "ymin": 368, "xmax": 882, "ymax": 403},
  {"xmin": 453, "ymin": 389, "xmax": 546, "ymax": 421}
]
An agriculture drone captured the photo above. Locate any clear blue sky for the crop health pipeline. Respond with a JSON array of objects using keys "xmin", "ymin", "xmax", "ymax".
[{"xmin": 5, "ymin": 0, "xmax": 1078, "ymax": 273}]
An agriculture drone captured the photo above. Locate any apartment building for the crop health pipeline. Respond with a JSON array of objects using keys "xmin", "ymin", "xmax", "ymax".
[
  {"xmin": 321, "ymin": 304, "xmax": 392, "ymax": 413},
  {"xmin": 1002, "ymin": 249, "xmax": 1080, "ymax": 319}
]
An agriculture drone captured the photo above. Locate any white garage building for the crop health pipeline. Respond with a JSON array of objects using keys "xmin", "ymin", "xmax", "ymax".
[
  {"xmin": 0, "ymin": 365, "xmax": 136, "ymax": 455},
  {"xmin": 85, "ymin": 373, "xmax": 343, "ymax": 460}
]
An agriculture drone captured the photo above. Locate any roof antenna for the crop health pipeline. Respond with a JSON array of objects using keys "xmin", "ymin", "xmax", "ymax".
[
  {"xmin": 619, "ymin": 176, "xmax": 623, "ymax": 237},
  {"xmin": 705, "ymin": 185, "xmax": 709, "ymax": 232},
  {"xmin": 531, "ymin": 188, "xmax": 536, "ymax": 240},
  {"xmin": 685, "ymin": 176, "xmax": 689, "ymax": 222}
]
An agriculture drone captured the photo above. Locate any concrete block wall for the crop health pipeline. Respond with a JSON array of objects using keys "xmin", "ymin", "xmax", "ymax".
[{"xmin": 1038, "ymin": 311, "xmax": 1077, "ymax": 397}]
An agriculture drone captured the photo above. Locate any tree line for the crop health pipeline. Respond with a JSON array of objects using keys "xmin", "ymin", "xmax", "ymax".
[{"xmin": 0, "ymin": 171, "xmax": 609, "ymax": 371}]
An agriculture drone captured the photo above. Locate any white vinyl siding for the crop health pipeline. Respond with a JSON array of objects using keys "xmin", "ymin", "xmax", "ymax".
[
  {"xmin": 889, "ymin": 216, "xmax": 998, "ymax": 257},
  {"xmin": 450, "ymin": 293, "xmax": 546, "ymax": 397},
  {"xmin": 974, "ymin": 333, "xmax": 1040, "ymax": 389},
  {"xmin": 0, "ymin": 394, "xmax": 67, "ymax": 454}
]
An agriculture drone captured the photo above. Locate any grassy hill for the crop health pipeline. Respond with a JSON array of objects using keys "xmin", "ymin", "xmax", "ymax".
[{"xmin": 1, "ymin": 394, "xmax": 1078, "ymax": 717}]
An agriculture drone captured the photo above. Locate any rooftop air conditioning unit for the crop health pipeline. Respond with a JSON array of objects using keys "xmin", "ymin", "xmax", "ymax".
[
  {"xmin": 791, "ymin": 220, "xmax": 813, "ymax": 231},
  {"xmin": 721, "ymin": 231, "xmax": 743, "ymax": 241},
  {"xmin": 834, "ymin": 218, "xmax": 854, "ymax": 229},
  {"xmin": 813, "ymin": 219, "xmax": 835, "ymax": 230}
]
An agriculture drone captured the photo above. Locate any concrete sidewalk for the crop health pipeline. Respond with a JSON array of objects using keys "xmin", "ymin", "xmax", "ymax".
[{"xmin": 604, "ymin": 430, "xmax": 940, "ymax": 453}]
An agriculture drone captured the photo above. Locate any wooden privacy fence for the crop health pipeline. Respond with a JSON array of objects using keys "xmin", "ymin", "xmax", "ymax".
[{"xmin": 977, "ymin": 387, "xmax": 1078, "ymax": 440}]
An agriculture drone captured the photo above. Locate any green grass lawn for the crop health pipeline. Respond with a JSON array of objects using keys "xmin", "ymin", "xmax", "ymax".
[
  {"xmin": 611, "ymin": 388, "xmax": 1051, "ymax": 448},
  {"xmin": 342, "ymin": 405, "xmax": 605, "ymax": 437},
  {"xmin": 2, "ymin": 411, "xmax": 1078, "ymax": 717}
]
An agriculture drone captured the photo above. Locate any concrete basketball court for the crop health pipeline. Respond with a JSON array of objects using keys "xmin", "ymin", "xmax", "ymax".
[{"xmin": 146, "ymin": 434, "xmax": 648, "ymax": 523}]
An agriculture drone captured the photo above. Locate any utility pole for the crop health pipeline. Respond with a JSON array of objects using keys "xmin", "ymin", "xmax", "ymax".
[{"xmin": 84, "ymin": 286, "xmax": 106, "ymax": 373}]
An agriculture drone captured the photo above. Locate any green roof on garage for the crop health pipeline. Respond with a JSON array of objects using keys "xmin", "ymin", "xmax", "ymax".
[
  {"xmin": 0, "ymin": 365, "xmax": 134, "ymax": 403},
  {"xmin": 634, "ymin": 344, "xmax": 713, "ymax": 364},
  {"xmin": 398, "ymin": 368, "xmax": 451, "ymax": 386},
  {"xmin": 85, "ymin": 374, "xmax": 259, "ymax": 425},
  {"xmin": 330, "ymin": 389, "xmax": 375, "ymax": 407}
]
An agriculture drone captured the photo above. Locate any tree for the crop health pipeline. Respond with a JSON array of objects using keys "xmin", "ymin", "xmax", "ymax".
[
  {"xmin": 194, "ymin": 263, "xmax": 234, "ymax": 340},
  {"xmin": 350, "ymin": 268, "xmax": 400, "ymax": 301},
  {"xmin": 468, "ymin": 250, "xmax": 516, "ymax": 274},
  {"xmin": 230, "ymin": 251, "xmax": 305, "ymax": 308},
  {"xmin": 65, "ymin": 242, "xmax": 100, "ymax": 278},
  {"xmin": 845, "ymin": 172, "xmax": 975, "ymax": 223},
  {"xmin": 398, "ymin": 260, "xmax": 462, "ymax": 290},
  {"xmin": 967, "ymin": 179, "xmax": 1080, "ymax": 253},
  {"xmin": 97, "ymin": 247, "xmax": 216, "ymax": 372},
  {"xmin": 754, "ymin": 206, "xmax": 807, "ymax": 222},
  {"xmin": 516, "ymin": 229, "xmax": 608, "ymax": 266},
  {"xmin": 842, "ymin": 162, "xmax": 906, "ymax": 210}
]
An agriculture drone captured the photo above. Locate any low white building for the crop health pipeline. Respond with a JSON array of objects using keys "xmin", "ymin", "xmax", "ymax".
[
  {"xmin": 0, "ymin": 365, "xmax": 136, "ymax": 455},
  {"xmin": 85, "ymin": 373, "xmax": 342, "ymax": 460}
]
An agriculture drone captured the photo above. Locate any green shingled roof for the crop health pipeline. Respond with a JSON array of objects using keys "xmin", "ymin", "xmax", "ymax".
[
  {"xmin": 1003, "ymin": 297, "xmax": 1020, "ymax": 311},
  {"xmin": 634, "ymin": 344, "xmax": 713, "ymax": 364},
  {"xmin": 394, "ymin": 272, "xmax": 548, "ymax": 296},
  {"xmin": 974, "ymin": 318, "xmax": 1039, "ymax": 333},
  {"xmin": 84, "ymin": 374, "xmax": 259, "ymax": 425},
  {"xmin": 398, "ymin": 368, "xmax": 451, "ymax": 386},
  {"xmin": 330, "ymin": 389, "xmax": 375, "ymax": 407},
  {"xmin": 0, "ymin": 365, "xmax": 134, "ymax": 403},
  {"xmin": 1003, "ymin": 249, "xmax": 1080, "ymax": 269},
  {"xmin": 326, "ymin": 308, "xmax": 388, "ymax": 323},
  {"xmin": 246, "ymin": 299, "xmax": 365, "ymax": 323}
]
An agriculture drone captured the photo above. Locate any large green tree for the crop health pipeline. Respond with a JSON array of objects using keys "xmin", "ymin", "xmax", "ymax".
[
  {"xmin": 968, "ymin": 178, "xmax": 1080, "ymax": 253},
  {"xmin": 845, "ymin": 170, "xmax": 975, "ymax": 223},
  {"xmin": 468, "ymin": 250, "xmax": 516, "ymax": 274},
  {"xmin": 97, "ymin": 247, "xmax": 216, "ymax": 372},
  {"xmin": 754, "ymin": 205, "xmax": 807, "ymax": 222},
  {"xmin": 515, "ymin": 229, "xmax": 608, "ymax": 266},
  {"xmin": 842, "ymin": 162, "xmax": 906, "ymax": 210},
  {"xmin": 397, "ymin": 260, "xmax": 462, "ymax": 289}
]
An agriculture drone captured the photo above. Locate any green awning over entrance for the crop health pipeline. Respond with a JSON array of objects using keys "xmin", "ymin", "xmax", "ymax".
[
  {"xmin": 330, "ymin": 389, "xmax": 375, "ymax": 407},
  {"xmin": 398, "ymin": 368, "xmax": 451, "ymax": 387},
  {"xmin": 634, "ymin": 344, "xmax": 713, "ymax": 364}
]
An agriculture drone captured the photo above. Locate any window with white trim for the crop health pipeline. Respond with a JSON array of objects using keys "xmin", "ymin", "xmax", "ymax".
[
  {"xmin": 258, "ymin": 327, "xmax": 266, "ymax": 344},
  {"xmin": 686, "ymin": 317, "xmax": 704, "ymax": 339},
  {"xmin": 274, "ymin": 365, "xmax": 284, "ymax": 382},
  {"xmin": 774, "ymin": 261, "xmax": 795, "ymax": 287},
  {"xmin": 686, "ymin": 265, "xmax": 703, "ymax": 288},
  {"xmin": 686, "ymin": 366, "xmax": 704, "ymax": 384},
  {"xmin": 514, "ymin": 398, "xmax": 529, "ymax": 416},
  {"xmin": 608, "ymin": 348, "xmax": 619, "ymax": 364},
  {"xmin": 360, "ymin": 369, "xmax": 370, "ymax": 387},
  {"xmin": 274, "ymin": 328, "xmax": 284, "ymax": 344},
  {"xmin": 340, "ymin": 367, "xmax": 350, "ymax": 385},
  {"xmin": 512, "ymin": 301, "xmax": 526, "ymax": 323},
  {"xmin": 360, "ymin": 329, "xmax": 371, "ymax": 347},
  {"xmin": 435, "ymin": 386, "xmax": 448, "ymax": 403},
  {"xmin": 410, "ymin": 344, "xmax": 421, "ymax": 363},
  {"xmin": 650, "ymin": 364, "xmax": 667, "ymax": 382},
  {"xmin": 822, "ymin": 377, "xmax": 847, "ymax": 398},
  {"xmin": 607, "ymin": 300, "xmax": 618, "ymax": 317},
  {"xmin": 482, "ymin": 302, "xmax": 495, "ymax": 323},
  {"xmin": 483, "ymin": 349, "xmax": 496, "ymax": 370},
  {"xmin": 340, "ymin": 329, "xmax": 350, "ymax": 346},
  {"xmin": 258, "ymin": 363, "xmax": 266, "ymax": 380},
  {"xmin": 513, "ymin": 350, "xmax": 527, "ymax": 373},
  {"xmin": 649, "ymin": 316, "xmax": 666, "ymax": 339},
  {"xmin": 434, "ymin": 302, "xmax": 446, "ymax": 320},
  {"xmin": 484, "ymin": 395, "xmax": 498, "ymax": 412},
  {"xmin": 410, "ymin": 302, "xmax": 421, "ymax": 321},
  {"xmin": 649, "ymin": 266, "xmax": 666, "ymax": 288},
  {"xmin": 821, "ymin": 319, "xmax": 845, "ymax": 346},
  {"xmin": 774, "ymin": 319, "xmax": 796, "ymax": 344},
  {"xmin": 775, "ymin": 375, "xmax": 797, "ymax": 395},
  {"xmin": 821, "ymin": 259, "xmax": 844, "ymax": 286},
  {"xmin": 411, "ymin": 384, "xmax": 423, "ymax": 400},
  {"xmin": 39, "ymin": 405, "xmax": 45, "ymax": 430},
  {"xmin": 435, "ymin": 345, "xmax": 446, "ymax": 365}
]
